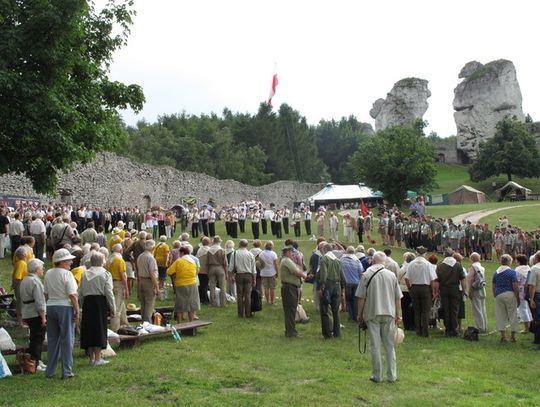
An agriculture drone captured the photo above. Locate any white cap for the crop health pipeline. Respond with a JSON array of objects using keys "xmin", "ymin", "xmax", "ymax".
[{"xmin": 52, "ymin": 248, "xmax": 76, "ymax": 263}]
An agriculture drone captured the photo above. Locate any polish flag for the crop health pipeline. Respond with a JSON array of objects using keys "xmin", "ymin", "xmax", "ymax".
[
  {"xmin": 360, "ymin": 199, "xmax": 369, "ymax": 217},
  {"xmin": 267, "ymin": 73, "xmax": 279, "ymax": 106}
]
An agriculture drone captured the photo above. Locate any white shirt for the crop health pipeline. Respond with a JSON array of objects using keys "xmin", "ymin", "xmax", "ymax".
[
  {"xmin": 259, "ymin": 249, "xmax": 278, "ymax": 277},
  {"xmin": 44, "ymin": 267, "xmax": 78, "ymax": 307},
  {"xmin": 30, "ymin": 219, "xmax": 46, "ymax": 235},
  {"xmin": 404, "ymin": 256, "xmax": 437, "ymax": 285}
]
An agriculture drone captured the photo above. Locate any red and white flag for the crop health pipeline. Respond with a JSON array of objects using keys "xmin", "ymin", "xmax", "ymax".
[
  {"xmin": 360, "ymin": 199, "xmax": 369, "ymax": 217},
  {"xmin": 267, "ymin": 73, "xmax": 279, "ymax": 106}
]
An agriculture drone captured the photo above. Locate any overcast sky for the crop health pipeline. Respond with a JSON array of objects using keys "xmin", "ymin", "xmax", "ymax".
[{"xmin": 99, "ymin": 0, "xmax": 540, "ymax": 137}]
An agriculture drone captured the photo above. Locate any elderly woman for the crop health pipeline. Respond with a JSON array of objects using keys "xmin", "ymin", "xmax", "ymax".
[
  {"xmin": 398, "ymin": 252, "xmax": 416, "ymax": 331},
  {"xmin": 167, "ymin": 246, "xmax": 200, "ymax": 322},
  {"xmin": 467, "ymin": 252, "xmax": 487, "ymax": 333},
  {"xmin": 12, "ymin": 246, "xmax": 28, "ymax": 326},
  {"xmin": 153, "ymin": 235, "xmax": 170, "ymax": 293},
  {"xmin": 515, "ymin": 254, "xmax": 533, "ymax": 333},
  {"xmin": 80, "ymin": 252, "xmax": 115, "ymax": 366},
  {"xmin": 20, "ymin": 259, "xmax": 47, "ymax": 371},
  {"xmin": 259, "ymin": 241, "xmax": 279, "ymax": 305},
  {"xmin": 44, "ymin": 248, "xmax": 79, "ymax": 379},
  {"xmin": 493, "ymin": 254, "xmax": 520, "ymax": 343}
]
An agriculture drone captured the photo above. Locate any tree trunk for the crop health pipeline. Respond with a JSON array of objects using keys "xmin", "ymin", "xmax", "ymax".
[{"xmin": 507, "ymin": 173, "xmax": 512, "ymax": 181}]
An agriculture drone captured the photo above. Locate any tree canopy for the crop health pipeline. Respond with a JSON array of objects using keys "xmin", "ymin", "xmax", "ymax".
[
  {"xmin": 0, "ymin": 0, "xmax": 145, "ymax": 193},
  {"xmin": 469, "ymin": 116, "xmax": 540, "ymax": 182},
  {"xmin": 348, "ymin": 122, "xmax": 437, "ymax": 205}
]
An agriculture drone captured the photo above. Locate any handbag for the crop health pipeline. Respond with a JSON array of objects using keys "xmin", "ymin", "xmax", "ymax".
[
  {"xmin": 430, "ymin": 298, "xmax": 441, "ymax": 320},
  {"xmin": 394, "ymin": 326, "xmax": 405, "ymax": 345},
  {"xmin": 0, "ymin": 351, "xmax": 12, "ymax": 379}
]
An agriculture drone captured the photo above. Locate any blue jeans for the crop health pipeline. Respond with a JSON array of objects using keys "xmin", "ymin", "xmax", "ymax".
[
  {"xmin": 345, "ymin": 283, "xmax": 358, "ymax": 321},
  {"xmin": 45, "ymin": 306, "xmax": 75, "ymax": 378}
]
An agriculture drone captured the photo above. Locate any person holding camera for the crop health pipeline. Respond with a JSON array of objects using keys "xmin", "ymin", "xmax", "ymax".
[{"xmin": 356, "ymin": 251, "xmax": 402, "ymax": 383}]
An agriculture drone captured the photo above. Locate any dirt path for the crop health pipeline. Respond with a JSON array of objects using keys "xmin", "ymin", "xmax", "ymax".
[{"xmin": 452, "ymin": 204, "xmax": 540, "ymax": 224}]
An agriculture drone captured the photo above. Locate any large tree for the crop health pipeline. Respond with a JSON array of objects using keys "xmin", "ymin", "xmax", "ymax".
[
  {"xmin": 349, "ymin": 123, "xmax": 437, "ymax": 205},
  {"xmin": 469, "ymin": 116, "xmax": 540, "ymax": 182},
  {"xmin": 0, "ymin": 0, "xmax": 145, "ymax": 193}
]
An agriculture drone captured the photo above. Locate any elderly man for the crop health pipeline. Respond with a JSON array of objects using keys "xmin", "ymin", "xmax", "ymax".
[
  {"xmin": 356, "ymin": 251, "xmax": 402, "ymax": 383},
  {"xmin": 318, "ymin": 242, "xmax": 346, "ymax": 339},
  {"xmin": 280, "ymin": 245, "xmax": 307, "ymax": 337},
  {"xmin": 107, "ymin": 244, "xmax": 129, "ymax": 331},
  {"xmin": 137, "ymin": 240, "xmax": 159, "ymax": 322},
  {"xmin": 436, "ymin": 248, "xmax": 467, "ymax": 336},
  {"xmin": 196, "ymin": 236, "xmax": 211, "ymax": 304},
  {"xmin": 229, "ymin": 239, "xmax": 257, "ymax": 318},
  {"xmin": 20, "ymin": 259, "xmax": 47, "ymax": 371},
  {"xmin": 30, "ymin": 213, "xmax": 46, "ymax": 260},
  {"xmin": 341, "ymin": 246, "xmax": 364, "ymax": 321},
  {"xmin": 529, "ymin": 252, "xmax": 540, "ymax": 349},
  {"xmin": 405, "ymin": 246, "xmax": 438, "ymax": 337}
]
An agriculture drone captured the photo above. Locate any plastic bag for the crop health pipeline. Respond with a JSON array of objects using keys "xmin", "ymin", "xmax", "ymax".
[
  {"xmin": 0, "ymin": 328, "xmax": 16, "ymax": 352},
  {"xmin": 0, "ymin": 351, "xmax": 12, "ymax": 379}
]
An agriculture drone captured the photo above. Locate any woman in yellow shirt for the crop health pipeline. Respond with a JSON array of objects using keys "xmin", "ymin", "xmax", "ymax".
[
  {"xmin": 12, "ymin": 247, "xmax": 28, "ymax": 326},
  {"xmin": 153, "ymin": 235, "xmax": 170, "ymax": 292},
  {"xmin": 167, "ymin": 246, "xmax": 199, "ymax": 322}
]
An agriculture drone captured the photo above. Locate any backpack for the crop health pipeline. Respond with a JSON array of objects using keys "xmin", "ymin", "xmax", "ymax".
[{"xmin": 471, "ymin": 265, "xmax": 486, "ymax": 290}]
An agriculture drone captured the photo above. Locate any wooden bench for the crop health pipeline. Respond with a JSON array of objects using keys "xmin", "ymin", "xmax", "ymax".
[{"xmin": 115, "ymin": 320, "xmax": 212, "ymax": 348}]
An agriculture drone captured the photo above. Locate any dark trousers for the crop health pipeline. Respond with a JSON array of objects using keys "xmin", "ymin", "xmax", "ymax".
[
  {"xmin": 281, "ymin": 282, "xmax": 299, "ymax": 337},
  {"xmin": 261, "ymin": 219, "xmax": 267, "ymax": 234},
  {"xmin": 239, "ymin": 219, "xmax": 245, "ymax": 234},
  {"xmin": 271, "ymin": 221, "xmax": 277, "ymax": 236},
  {"xmin": 201, "ymin": 220, "xmax": 209, "ymax": 237},
  {"xmin": 533, "ymin": 293, "xmax": 540, "ymax": 345},
  {"xmin": 252, "ymin": 222, "xmax": 260, "ymax": 240},
  {"xmin": 440, "ymin": 286, "xmax": 461, "ymax": 336},
  {"xmin": 198, "ymin": 274, "xmax": 209, "ymax": 304},
  {"xmin": 345, "ymin": 283, "xmax": 358, "ymax": 321},
  {"xmin": 208, "ymin": 222, "xmax": 216, "ymax": 237},
  {"xmin": 410, "ymin": 285, "xmax": 431, "ymax": 337},
  {"xmin": 305, "ymin": 220, "xmax": 312, "ymax": 236},
  {"xmin": 283, "ymin": 218, "xmax": 289, "ymax": 234},
  {"xmin": 10, "ymin": 235, "xmax": 21, "ymax": 259},
  {"xmin": 25, "ymin": 316, "xmax": 46, "ymax": 363},
  {"xmin": 294, "ymin": 223, "xmax": 301, "ymax": 237},
  {"xmin": 191, "ymin": 221, "xmax": 199, "ymax": 238},
  {"xmin": 32, "ymin": 234, "xmax": 44, "ymax": 260},
  {"xmin": 401, "ymin": 292, "xmax": 415, "ymax": 331},
  {"xmin": 275, "ymin": 223, "xmax": 282, "ymax": 238},
  {"xmin": 320, "ymin": 281, "xmax": 342, "ymax": 338},
  {"xmin": 236, "ymin": 273, "xmax": 253, "ymax": 317},
  {"xmin": 231, "ymin": 223, "xmax": 238, "ymax": 238}
]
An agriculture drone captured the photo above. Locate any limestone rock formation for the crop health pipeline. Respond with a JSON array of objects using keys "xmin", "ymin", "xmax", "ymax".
[
  {"xmin": 0, "ymin": 153, "xmax": 323, "ymax": 208},
  {"xmin": 370, "ymin": 78, "xmax": 431, "ymax": 131},
  {"xmin": 453, "ymin": 59, "xmax": 525, "ymax": 159}
]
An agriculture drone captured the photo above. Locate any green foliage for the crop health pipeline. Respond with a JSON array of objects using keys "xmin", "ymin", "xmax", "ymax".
[
  {"xmin": 469, "ymin": 116, "xmax": 540, "ymax": 182},
  {"xmin": 120, "ymin": 103, "xmax": 328, "ymax": 185},
  {"xmin": 349, "ymin": 125, "xmax": 437, "ymax": 205},
  {"xmin": 314, "ymin": 116, "xmax": 372, "ymax": 183},
  {"xmin": 0, "ymin": 0, "xmax": 145, "ymax": 193}
]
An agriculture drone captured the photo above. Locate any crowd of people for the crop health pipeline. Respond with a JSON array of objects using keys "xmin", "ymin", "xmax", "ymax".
[{"xmin": 2, "ymin": 201, "xmax": 540, "ymax": 383}]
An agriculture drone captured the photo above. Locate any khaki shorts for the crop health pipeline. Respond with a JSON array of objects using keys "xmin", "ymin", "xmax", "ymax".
[{"xmin": 262, "ymin": 276, "xmax": 276, "ymax": 290}]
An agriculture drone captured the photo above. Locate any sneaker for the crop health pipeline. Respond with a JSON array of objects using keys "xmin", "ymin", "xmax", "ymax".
[
  {"xmin": 36, "ymin": 361, "xmax": 47, "ymax": 372},
  {"xmin": 93, "ymin": 359, "xmax": 109, "ymax": 366}
]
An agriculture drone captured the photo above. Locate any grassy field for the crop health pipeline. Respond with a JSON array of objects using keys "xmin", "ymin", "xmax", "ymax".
[
  {"xmin": 430, "ymin": 163, "xmax": 540, "ymax": 200},
  {"xmin": 425, "ymin": 201, "xmax": 540, "ymax": 221},
  {"xmin": 1, "ymin": 219, "xmax": 540, "ymax": 406}
]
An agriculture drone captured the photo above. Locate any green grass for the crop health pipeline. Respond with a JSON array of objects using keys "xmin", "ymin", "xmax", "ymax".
[
  {"xmin": 480, "ymin": 205, "xmax": 540, "ymax": 232},
  {"xmin": 431, "ymin": 163, "xmax": 540, "ymax": 200},
  {"xmin": 425, "ymin": 200, "xmax": 540, "ymax": 221},
  {"xmin": 1, "ymin": 219, "xmax": 540, "ymax": 406}
]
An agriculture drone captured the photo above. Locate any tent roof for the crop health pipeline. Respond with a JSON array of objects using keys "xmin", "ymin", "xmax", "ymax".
[
  {"xmin": 496, "ymin": 181, "xmax": 531, "ymax": 192},
  {"xmin": 308, "ymin": 183, "xmax": 382, "ymax": 202},
  {"xmin": 449, "ymin": 185, "xmax": 485, "ymax": 194}
]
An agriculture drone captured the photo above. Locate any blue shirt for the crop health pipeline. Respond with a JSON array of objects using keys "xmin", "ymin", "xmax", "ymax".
[
  {"xmin": 340, "ymin": 255, "xmax": 364, "ymax": 285},
  {"xmin": 492, "ymin": 268, "xmax": 517, "ymax": 296}
]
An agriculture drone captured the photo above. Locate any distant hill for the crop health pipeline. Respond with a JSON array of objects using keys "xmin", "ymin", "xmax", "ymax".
[{"xmin": 430, "ymin": 163, "xmax": 540, "ymax": 200}]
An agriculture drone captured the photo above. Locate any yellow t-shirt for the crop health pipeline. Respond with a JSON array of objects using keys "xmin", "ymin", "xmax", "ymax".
[
  {"xmin": 107, "ymin": 255, "xmax": 127, "ymax": 281},
  {"xmin": 108, "ymin": 235, "xmax": 123, "ymax": 251},
  {"xmin": 25, "ymin": 247, "xmax": 34, "ymax": 264},
  {"xmin": 153, "ymin": 243, "xmax": 170, "ymax": 267},
  {"xmin": 118, "ymin": 229, "xmax": 126, "ymax": 240},
  {"xmin": 71, "ymin": 266, "xmax": 85, "ymax": 287},
  {"xmin": 13, "ymin": 260, "xmax": 28, "ymax": 281},
  {"xmin": 167, "ymin": 257, "xmax": 197, "ymax": 287}
]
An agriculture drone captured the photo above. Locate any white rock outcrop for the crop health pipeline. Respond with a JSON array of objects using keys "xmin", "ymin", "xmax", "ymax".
[
  {"xmin": 370, "ymin": 78, "xmax": 431, "ymax": 131},
  {"xmin": 453, "ymin": 59, "xmax": 525, "ymax": 159}
]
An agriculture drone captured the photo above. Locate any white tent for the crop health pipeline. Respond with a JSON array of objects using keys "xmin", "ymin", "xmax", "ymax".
[
  {"xmin": 496, "ymin": 181, "xmax": 531, "ymax": 201},
  {"xmin": 307, "ymin": 183, "xmax": 382, "ymax": 204}
]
